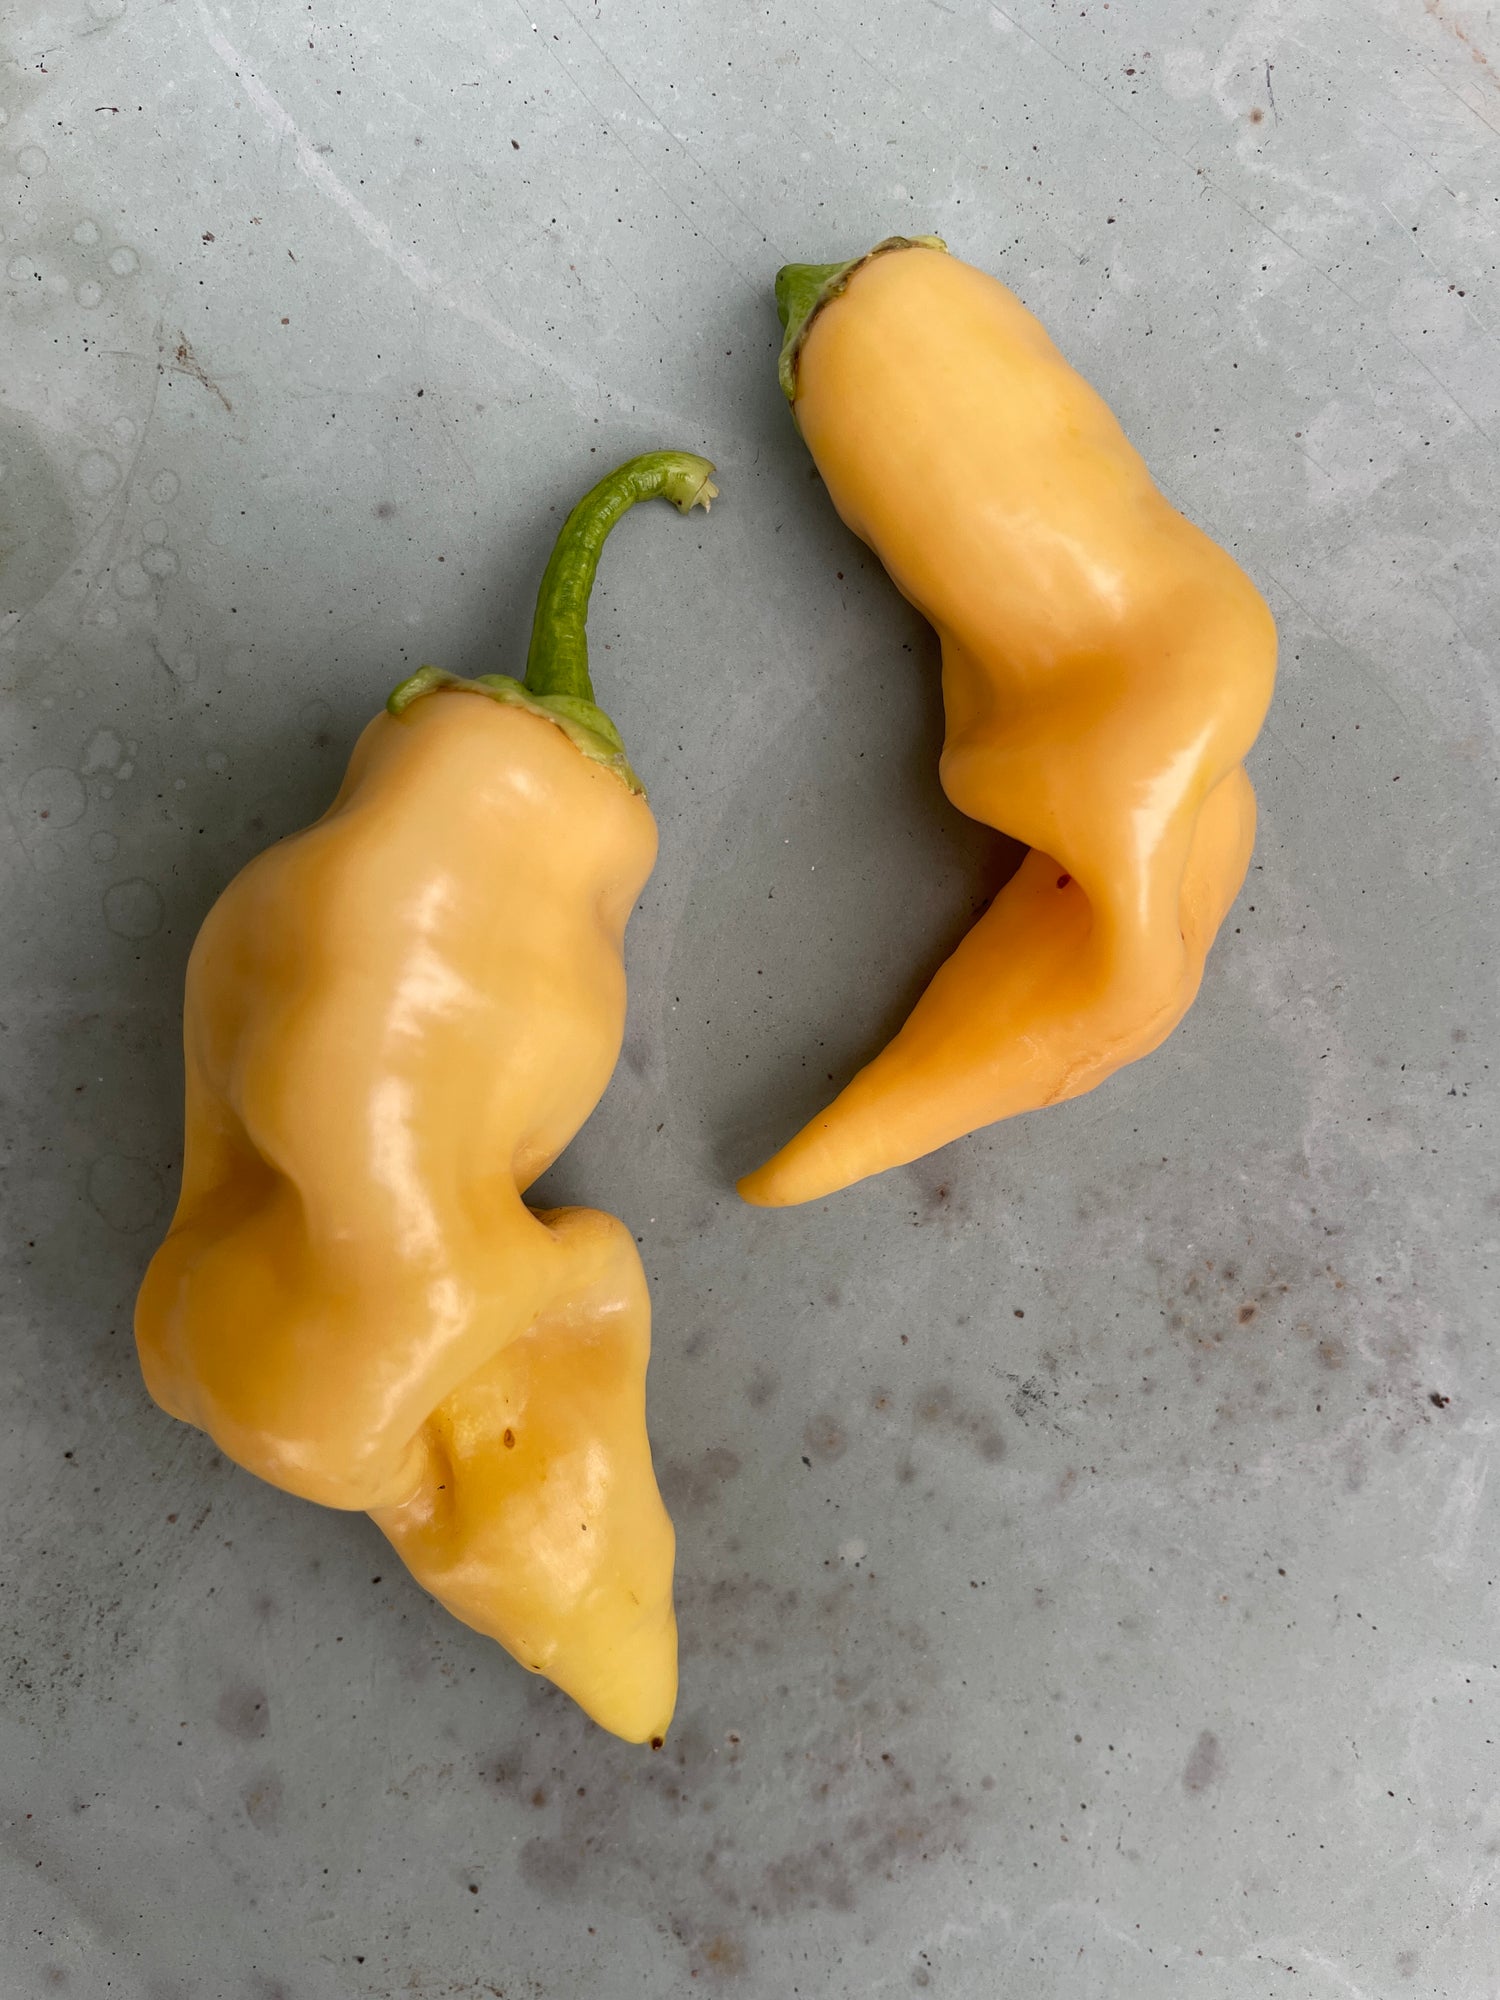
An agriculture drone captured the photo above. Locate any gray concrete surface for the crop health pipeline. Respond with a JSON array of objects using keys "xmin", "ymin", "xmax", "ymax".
[{"xmin": 3, "ymin": 0, "xmax": 1498, "ymax": 1993}]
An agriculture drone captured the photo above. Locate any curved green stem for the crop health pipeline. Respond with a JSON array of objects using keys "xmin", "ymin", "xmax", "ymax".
[
  {"xmin": 524, "ymin": 450, "xmax": 717, "ymax": 703},
  {"xmin": 386, "ymin": 450, "xmax": 717, "ymax": 795},
  {"xmin": 775, "ymin": 235, "xmax": 947, "ymax": 405}
]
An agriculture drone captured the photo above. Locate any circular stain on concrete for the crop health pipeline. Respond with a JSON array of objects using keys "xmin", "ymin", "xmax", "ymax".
[
  {"xmin": 77, "ymin": 450, "xmax": 121, "ymax": 499},
  {"xmin": 103, "ymin": 877, "xmax": 163, "ymax": 937},
  {"xmin": 21, "ymin": 766, "xmax": 86, "ymax": 828}
]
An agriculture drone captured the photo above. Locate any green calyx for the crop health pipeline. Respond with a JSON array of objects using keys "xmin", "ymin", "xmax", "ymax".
[
  {"xmin": 386, "ymin": 449, "xmax": 719, "ymax": 795},
  {"xmin": 775, "ymin": 234, "xmax": 947, "ymax": 405},
  {"xmin": 387, "ymin": 665, "xmax": 644, "ymax": 791}
]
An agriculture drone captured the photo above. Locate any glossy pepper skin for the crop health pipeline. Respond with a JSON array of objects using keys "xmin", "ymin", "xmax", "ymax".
[
  {"xmin": 740, "ymin": 238, "xmax": 1277, "ymax": 1208},
  {"xmin": 136, "ymin": 451, "xmax": 718, "ymax": 1744}
]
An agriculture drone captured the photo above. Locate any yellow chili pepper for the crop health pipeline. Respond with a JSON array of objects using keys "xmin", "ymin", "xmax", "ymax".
[
  {"xmin": 136, "ymin": 451, "xmax": 718, "ymax": 1743},
  {"xmin": 740, "ymin": 237, "xmax": 1277, "ymax": 1208}
]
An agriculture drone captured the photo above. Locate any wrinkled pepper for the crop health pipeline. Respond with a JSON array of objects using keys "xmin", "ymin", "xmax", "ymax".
[
  {"xmin": 740, "ymin": 237, "xmax": 1277, "ymax": 1208},
  {"xmin": 136, "ymin": 451, "xmax": 718, "ymax": 1744}
]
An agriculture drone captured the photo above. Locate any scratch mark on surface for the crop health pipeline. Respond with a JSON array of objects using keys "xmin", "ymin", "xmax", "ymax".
[
  {"xmin": 1432, "ymin": 1448, "xmax": 1488, "ymax": 1572},
  {"xmin": 1424, "ymin": 0, "xmax": 1498, "ymax": 89},
  {"xmin": 986, "ymin": 3, "xmax": 1496, "ymax": 451},
  {"xmin": 832, "ymin": 27, "xmax": 963, "ymax": 154},
  {"xmin": 1323, "ymin": 0, "xmax": 1500, "ymax": 135},
  {"xmin": 1411, "ymin": 49, "xmax": 1500, "ymax": 135},
  {"xmin": 0, "ymin": 331, "xmax": 164, "ymax": 644},
  {"xmin": 168, "ymin": 331, "xmax": 232, "ymax": 412},
  {"xmin": 1290, "ymin": 1948, "xmax": 1384, "ymax": 2000},
  {"xmin": 1265, "ymin": 58, "xmax": 1277, "ymax": 119},
  {"xmin": 190, "ymin": 0, "xmax": 706, "ymax": 432},
  {"xmin": 540, "ymin": 0, "xmax": 774, "ymax": 277},
  {"xmin": 1380, "ymin": 200, "xmax": 1498, "ymax": 347},
  {"xmin": 1265, "ymin": 575, "xmax": 1417, "ymax": 733}
]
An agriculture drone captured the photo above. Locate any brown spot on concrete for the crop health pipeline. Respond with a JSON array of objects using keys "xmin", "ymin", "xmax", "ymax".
[
  {"xmin": 916, "ymin": 1386, "xmax": 953, "ymax": 1426},
  {"xmin": 702, "ymin": 1933, "xmax": 747, "ymax": 1976},
  {"xmin": 1425, "ymin": 0, "xmax": 1496, "ymax": 81},
  {"xmin": 243, "ymin": 1772, "xmax": 283, "ymax": 1829},
  {"xmin": 803, "ymin": 1415, "xmax": 846, "ymax": 1464}
]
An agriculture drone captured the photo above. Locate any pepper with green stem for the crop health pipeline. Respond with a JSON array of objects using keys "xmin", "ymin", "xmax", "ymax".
[
  {"xmin": 389, "ymin": 449, "xmax": 718, "ymax": 789},
  {"xmin": 136, "ymin": 450, "xmax": 718, "ymax": 1743}
]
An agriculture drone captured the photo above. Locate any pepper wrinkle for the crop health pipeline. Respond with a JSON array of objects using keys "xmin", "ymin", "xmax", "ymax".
[
  {"xmin": 136, "ymin": 451, "xmax": 717, "ymax": 1743},
  {"xmin": 740, "ymin": 241, "xmax": 1276, "ymax": 1207}
]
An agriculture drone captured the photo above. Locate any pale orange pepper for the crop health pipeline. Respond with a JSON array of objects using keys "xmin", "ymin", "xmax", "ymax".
[
  {"xmin": 740, "ymin": 239, "xmax": 1277, "ymax": 1208},
  {"xmin": 137, "ymin": 453, "xmax": 718, "ymax": 1742}
]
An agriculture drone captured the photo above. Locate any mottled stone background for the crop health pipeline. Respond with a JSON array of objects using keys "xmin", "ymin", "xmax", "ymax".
[{"xmin": 2, "ymin": 0, "xmax": 1496, "ymax": 1993}]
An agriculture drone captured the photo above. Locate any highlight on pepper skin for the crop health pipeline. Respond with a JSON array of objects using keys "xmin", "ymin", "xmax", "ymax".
[
  {"xmin": 135, "ymin": 452, "xmax": 716, "ymax": 1744},
  {"xmin": 739, "ymin": 239, "xmax": 1276, "ymax": 1208}
]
